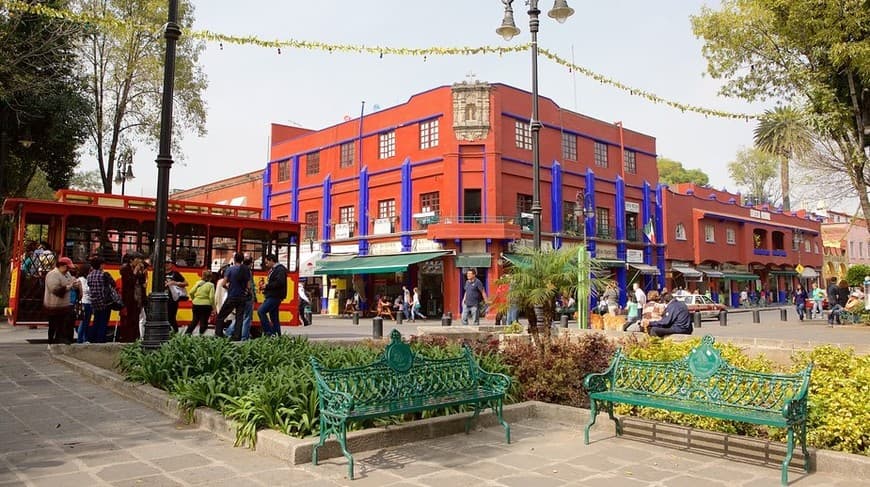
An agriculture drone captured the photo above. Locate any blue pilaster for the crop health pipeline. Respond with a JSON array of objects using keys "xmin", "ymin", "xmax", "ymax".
[
  {"xmin": 642, "ymin": 181, "xmax": 652, "ymax": 290},
  {"xmin": 400, "ymin": 157, "xmax": 412, "ymax": 252},
  {"xmin": 290, "ymin": 155, "xmax": 300, "ymax": 221},
  {"xmin": 321, "ymin": 176, "xmax": 332, "ymax": 254},
  {"xmin": 655, "ymin": 184, "xmax": 666, "ymax": 290},
  {"xmin": 262, "ymin": 162, "xmax": 272, "ymax": 220},
  {"xmin": 551, "ymin": 161, "xmax": 563, "ymax": 249},
  {"xmin": 585, "ymin": 169, "xmax": 596, "ymax": 255},
  {"xmin": 615, "ymin": 176, "xmax": 627, "ymax": 306},
  {"xmin": 358, "ymin": 167, "xmax": 369, "ymax": 256}
]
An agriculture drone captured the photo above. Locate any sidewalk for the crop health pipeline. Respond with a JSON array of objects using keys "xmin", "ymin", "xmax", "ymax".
[{"xmin": 0, "ymin": 343, "xmax": 865, "ymax": 486}]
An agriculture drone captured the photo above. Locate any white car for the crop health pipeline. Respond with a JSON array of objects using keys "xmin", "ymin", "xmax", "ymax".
[{"xmin": 674, "ymin": 294, "xmax": 727, "ymax": 321}]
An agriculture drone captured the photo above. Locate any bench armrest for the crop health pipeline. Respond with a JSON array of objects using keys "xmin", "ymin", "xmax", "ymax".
[
  {"xmin": 782, "ymin": 361, "xmax": 814, "ymax": 422},
  {"xmin": 310, "ymin": 357, "xmax": 355, "ymax": 416},
  {"xmin": 583, "ymin": 349, "xmax": 621, "ymax": 393},
  {"xmin": 477, "ymin": 367, "xmax": 511, "ymax": 393}
]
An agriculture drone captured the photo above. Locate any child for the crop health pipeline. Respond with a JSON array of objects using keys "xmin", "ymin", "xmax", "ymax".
[{"xmin": 622, "ymin": 294, "xmax": 640, "ymax": 331}]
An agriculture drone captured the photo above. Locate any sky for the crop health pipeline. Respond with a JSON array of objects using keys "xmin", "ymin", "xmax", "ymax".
[{"xmin": 95, "ymin": 0, "xmax": 767, "ymax": 202}]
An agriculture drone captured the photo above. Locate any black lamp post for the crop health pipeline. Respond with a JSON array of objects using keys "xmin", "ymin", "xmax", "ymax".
[
  {"xmin": 142, "ymin": 0, "xmax": 181, "ymax": 350},
  {"xmin": 575, "ymin": 190, "xmax": 595, "ymax": 248},
  {"xmin": 498, "ymin": 0, "xmax": 574, "ymax": 250},
  {"xmin": 114, "ymin": 149, "xmax": 135, "ymax": 195}
]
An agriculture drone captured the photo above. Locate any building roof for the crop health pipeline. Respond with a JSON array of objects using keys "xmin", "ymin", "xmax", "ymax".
[{"xmin": 171, "ymin": 169, "xmax": 264, "ymax": 200}]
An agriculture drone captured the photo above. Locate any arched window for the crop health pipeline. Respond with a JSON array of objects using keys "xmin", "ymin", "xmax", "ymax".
[{"xmin": 675, "ymin": 223, "xmax": 686, "ymax": 241}]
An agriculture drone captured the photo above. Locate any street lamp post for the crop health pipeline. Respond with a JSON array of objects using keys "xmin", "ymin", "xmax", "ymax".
[
  {"xmin": 114, "ymin": 150, "xmax": 135, "ymax": 195},
  {"xmin": 142, "ymin": 0, "xmax": 181, "ymax": 350},
  {"xmin": 497, "ymin": 0, "xmax": 574, "ymax": 250}
]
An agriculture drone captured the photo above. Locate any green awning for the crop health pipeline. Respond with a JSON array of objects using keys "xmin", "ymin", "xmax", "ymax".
[
  {"xmin": 314, "ymin": 251, "xmax": 449, "ymax": 276},
  {"xmin": 597, "ymin": 259, "xmax": 626, "ymax": 268},
  {"xmin": 723, "ymin": 273, "xmax": 759, "ymax": 281},
  {"xmin": 455, "ymin": 254, "xmax": 492, "ymax": 269},
  {"xmin": 769, "ymin": 270, "xmax": 797, "ymax": 276}
]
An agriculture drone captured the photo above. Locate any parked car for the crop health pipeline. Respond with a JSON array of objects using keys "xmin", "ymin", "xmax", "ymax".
[{"xmin": 674, "ymin": 294, "xmax": 727, "ymax": 321}]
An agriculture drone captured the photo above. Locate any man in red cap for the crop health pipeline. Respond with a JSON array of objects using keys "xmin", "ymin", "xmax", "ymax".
[{"xmin": 43, "ymin": 257, "xmax": 80, "ymax": 343}]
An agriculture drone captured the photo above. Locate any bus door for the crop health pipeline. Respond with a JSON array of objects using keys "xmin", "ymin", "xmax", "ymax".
[{"xmin": 16, "ymin": 212, "xmax": 68, "ymax": 324}]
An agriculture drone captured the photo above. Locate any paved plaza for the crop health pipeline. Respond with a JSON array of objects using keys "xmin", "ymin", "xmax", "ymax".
[{"xmin": 0, "ymin": 315, "xmax": 868, "ymax": 486}]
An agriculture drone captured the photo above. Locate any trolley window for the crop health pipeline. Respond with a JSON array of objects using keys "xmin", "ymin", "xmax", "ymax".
[
  {"xmin": 172, "ymin": 222, "xmax": 206, "ymax": 267},
  {"xmin": 141, "ymin": 221, "xmax": 173, "ymax": 262},
  {"xmin": 269, "ymin": 231, "xmax": 298, "ymax": 272},
  {"xmin": 105, "ymin": 218, "xmax": 141, "ymax": 261},
  {"xmin": 210, "ymin": 227, "xmax": 239, "ymax": 272},
  {"xmin": 241, "ymin": 228, "xmax": 270, "ymax": 270},
  {"xmin": 64, "ymin": 216, "xmax": 104, "ymax": 263}
]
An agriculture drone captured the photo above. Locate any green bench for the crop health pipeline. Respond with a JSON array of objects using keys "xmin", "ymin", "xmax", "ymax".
[
  {"xmin": 583, "ymin": 335, "xmax": 813, "ymax": 486},
  {"xmin": 310, "ymin": 329, "xmax": 511, "ymax": 479}
]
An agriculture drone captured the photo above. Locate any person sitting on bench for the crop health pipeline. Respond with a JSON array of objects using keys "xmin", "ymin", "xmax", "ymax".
[{"xmin": 647, "ymin": 292, "xmax": 693, "ymax": 338}]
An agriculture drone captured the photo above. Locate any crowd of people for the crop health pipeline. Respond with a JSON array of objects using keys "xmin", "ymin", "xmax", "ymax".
[
  {"xmin": 42, "ymin": 250, "xmax": 306, "ymax": 344},
  {"xmin": 371, "ymin": 285, "xmax": 427, "ymax": 323}
]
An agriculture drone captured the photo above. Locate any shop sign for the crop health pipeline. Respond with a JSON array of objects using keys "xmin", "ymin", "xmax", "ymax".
[
  {"xmin": 419, "ymin": 259, "xmax": 444, "ymax": 274},
  {"xmin": 626, "ymin": 249, "xmax": 643, "ymax": 263},
  {"xmin": 721, "ymin": 263, "xmax": 748, "ymax": 272},
  {"xmin": 369, "ymin": 241, "xmax": 402, "ymax": 255},
  {"xmin": 413, "ymin": 239, "xmax": 443, "ymax": 252},
  {"xmin": 750, "ymin": 209, "xmax": 771, "ymax": 221},
  {"xmin": 373, "ymin": 218, "xmax": 392, "ymax": 235},
  {"xmin": 625, "ymin": 201, "xmax": 640, "ymax": 213},
  {"xmin": 334, "ymin": 223, "xmax": 351, "ymax": 240},
  {"xmin": 330, "ymin": 244, "xmax": 359, "ymax": 253},
  {"xmin": 597, "ymin": 244, "xmax": 617, "ymax": 259}
]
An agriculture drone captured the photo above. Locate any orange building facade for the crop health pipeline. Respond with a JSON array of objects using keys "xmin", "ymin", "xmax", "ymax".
[{"xmin": 264, "ymin": 81, "xmax": 661, "ymax": 316}]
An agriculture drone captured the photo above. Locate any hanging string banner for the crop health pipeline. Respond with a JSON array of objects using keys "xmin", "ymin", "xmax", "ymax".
[{"xmin": 1, "ymin": 0, "xmax": 758, "ymax": 120}]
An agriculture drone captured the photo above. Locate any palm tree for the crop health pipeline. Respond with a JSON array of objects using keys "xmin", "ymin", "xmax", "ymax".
[{"xmin": 754, "ymin": 106, "xmax": 812, "ymax": 211}]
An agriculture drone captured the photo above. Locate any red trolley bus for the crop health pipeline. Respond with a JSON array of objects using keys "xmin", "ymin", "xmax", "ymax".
[{"xmin": 2, "ymin": 190, "xmax": 301, "ymax": 332}]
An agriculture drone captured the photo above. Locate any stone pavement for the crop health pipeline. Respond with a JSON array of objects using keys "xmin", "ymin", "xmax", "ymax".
[{"xmin": 0, "ymin": 343, "xmax": 865, "ymax": 486}]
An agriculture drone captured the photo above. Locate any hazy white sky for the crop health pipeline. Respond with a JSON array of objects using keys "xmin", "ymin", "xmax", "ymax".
[{"xmin": 97, "ymin": 0, "xmax": 766, "ymax": 201}]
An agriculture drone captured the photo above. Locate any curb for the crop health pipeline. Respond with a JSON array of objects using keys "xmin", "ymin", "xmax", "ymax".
[{"xmin": 50, "ymin": 351, "xmax": 870, "ymax": 479}]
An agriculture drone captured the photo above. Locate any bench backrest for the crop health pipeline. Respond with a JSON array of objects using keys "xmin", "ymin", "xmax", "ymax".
[
  {"xmin": 311, "ymin": 329, "xmax": 479, "ymax": 405},
  {"xmin": 609, "ymin": 336, "xmax": 813, "ymax": 412}
]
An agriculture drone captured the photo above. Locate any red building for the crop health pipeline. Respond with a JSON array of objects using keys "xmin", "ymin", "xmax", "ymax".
[
  {"xmin": 662, "ymin": 184, "xmax": 823, "ymax": 306},
  {"xmin": 262, "ymin": 81, "xmax": 660, "ymax": 315}
]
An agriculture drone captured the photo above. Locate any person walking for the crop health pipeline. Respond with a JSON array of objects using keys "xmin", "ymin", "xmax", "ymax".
[
  {"xmin": 227, "ymin": 255, "xmax": 256, "ymax": 340},
  {"xmin": 215, "ymin": 253, "xmax": 251, "ymax": 340},
  {"xmin": 793, "ymin": 284, "xmax": 808, "ymax": 321},
  {"xmin": 43, "ymin": 257, "xmax": 80, "ymax": 344},
  {"xmin": 75, "ymin": 263, "xmax": 92, "ymax": 343},
  {"xmin": 164, "ymin": 259, "xmax": 188, "ymax": 334},
  {"xmin": 185, "ymin": 270, "xmax": 215, "ymax": 335},
  {"xmin": 298, "ymin": 282, "xmax": 312, "ymax": 326},
  {"xmin": 86, "ymin": 256, "xmax": 112, "ymax": 343},
  {"xmin": 647, "ymin": 292, "xmax": 693, "ymax": 338},
  {"xmin": 258, "ymin": 254, "xmax": 287, "ymax": 336},
  {"xmin": 830, "ymin": 279, "xmax": 850, "ymax": 326},
  {"xmin": 604, "ymin": 284, "xmax": 619, "ymax": 315},
  {"xmin": 402, "ymin": 286, "xmax": 412, "ymax": 321},
  {"xmin": 118, "ymin": 252, "xmax": 146, "ymax": 342},
  {"xmin": 826, "ymin": 277, "xmax": 841, "ymax": 326},
  {"xmin": 622, "ymin": 294, "xmax": 640, "ymax": 331},
  {"xmin": 810, "ymin": 282, "xmax": 824, "ymax": 319},
  {"xmin": 633, "ymin": 282, "xmax": 646, "ymax": 308},
  {"xmin": 461, "ymin": 269, "xmax": 487, "ymax": 326},
  {"xmin": 410, "ymin": 286, "xmax": 426, "ymax": 322}
]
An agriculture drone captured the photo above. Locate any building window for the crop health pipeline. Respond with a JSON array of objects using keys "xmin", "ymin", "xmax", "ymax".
[
  {"xmin": 561, "ymin": 132, "xmax": 577, "ymax": 161},
  {"xmin": 515, "ymin": 121, "xmax": 532, "ymax": 150},
  {"xmin": 304, "ymin": 211, "xmax": 318, "ymax": 240},
  {"xmin": 624, "ymin": 150, "xmax": 637, "ymax": 174},
  {"xmin": 625, "ymin": 213, "xmax": 638, "ymax": 241},
  {"xmin": 563, "ymin": 201, "xmax": 579, "ymax": 234},
  {"xmin": 594, "ymin": 142, "xmax": 608, "ymax": 167},
  {"xmin": 277, "ymin": 160, "xmax": 290, "ymax": 182},
  {"xmin": 419, "ymin": 119, "xmax": 439, "ymax": 149},
  {"xmin": 516, "ymin": 193, "xmax": 533, "ymax": 215},
  {"xmin": 705, "ymin": 224, "xmax": 715, "ymax": 243},
  {"xmin": 378, "ymin": 199, "xmax": 396, "ymax": 219},
  {"xmin": 804, "ymin": 240, "xmax": 811, "ymax": 253},
  {"xmin": 850, "ymin": 241, "xmax": 855, "ymax": 257},
  {"xmin": 596, "ymin": 207, "xmax": 610, "ymax": 239},
  {"xmin": 420, "ymin": 191, "xmax": 440, "ymax": 214},
  {"xmin": 675, "ymin": 223, "xmax": 687, "ymax": 241},
  {"xmin": 338, "ymin": 206, "xmax": 354, "ymax": 224},
  {"xmin": 814, "ymin": 243, "xmax": 819, "ymax": 254},
  {"xmin": 306, "ymin": 151, "xmax": 320, "ymax": 175},
  {"xmin": 861, "ymin": 241, "xmax": 865, "ymax": 257},
  {"xmin": 379, "ymin": 131, "xmax": 396, "ymax": 159},
  {"xmin": 726, "ymin": 228, "xmax": 736, "ymax": 244},
  {"xmin": 340, "ymin": 142, "xmax": 354, "ymax": 168}
]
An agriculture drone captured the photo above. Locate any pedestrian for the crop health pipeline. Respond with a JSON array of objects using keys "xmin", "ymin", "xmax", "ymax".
[
  {"xmin": 86, "ymin": 256, "xmax": 112, "ymax": 343},
  {"xmin": 298, "ymin": 282, "xmax": 312, "ymax": 326},
  {"xmin": 227, "ymin": 255, "xmax": 256, "ymax": 340},
  {"xmin": 164, "ymin": 259, "xmax": 188, "ymax": 333},
  {"xmin": 633, "ymin": 282, "xmax": 646, "ymax": 308},
  {"xmin": 214, "ymin": 253, "xmax": 251, "ymax": 340},
  {"xmin": 402, "ymin": 286, "xmax": 412, "ymax": 321},
  {"xmin": 604, "ymin": 284, "xmax": 619, "ymax": 315},
  {"xmin": 461, "ymin": 269, "xmax": 487, "ymax": 326},
  {"xmin": 793, "ymin": 285, "xmax": 808, "ymax": 321},
  {"xmin": 622, "ymin": 294, "xmax": 640, "ymax": 331},
  {"xmin": 830, "ymin": 279, "xmax": 849, "ymax": 326},
  {"xmin": 76, "ymin": 263, "xmax": 92, "ymax": 343},
  {"xmin": 411, "ymin": 286, "xmax": 426, "ymax": 322},
  {"xmin": 632, "ymin": 289, "xmax": 664, "ymax": 333},
  {"xmin": 185, "ymin": 270, "xmax": 215, "ymax": 335},
  {"xmin": 826, "ymin": 277, "xmax": 840, "ymax": 325},
  {"xmin": 647, "ymin": 292, "xmax": 693, "ymax": 338},
  {"xmin": 43, "ymin": 257, "xmax": 79, "ymax": 344},
  {"xmin": 257, "ymin": 254, "xmax": 287, "ymax": 336},
  {"xmin": 118, "ymin": 252, "xmax": 146, "ymax": 342},
  {"xmin": 810, "ymin": 282, "xmax": 824, "ymax": 319}
]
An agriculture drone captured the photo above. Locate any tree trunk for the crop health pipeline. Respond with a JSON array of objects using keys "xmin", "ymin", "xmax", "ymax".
[{"xmin": 780, "ymin": 155, "xmax": 790, "ymax": 211}]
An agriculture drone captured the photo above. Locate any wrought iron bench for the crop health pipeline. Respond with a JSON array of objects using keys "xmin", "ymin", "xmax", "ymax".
[
  {"xmin": 583, "ymin": 335, "xmax": 813, "ymax": 486},
  {"xmin": 310, "ymin": 329, "xmax": 511, "ymax": 479}
]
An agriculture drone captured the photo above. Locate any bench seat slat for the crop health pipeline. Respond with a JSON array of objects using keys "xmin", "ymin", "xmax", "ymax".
[
  {"xmin": 348, "ymin": 387, "xmax": 505, "ymax": 420},
  {"xmin": 590, "ymin": 390, "xmax": 788, "ymax": 427}
]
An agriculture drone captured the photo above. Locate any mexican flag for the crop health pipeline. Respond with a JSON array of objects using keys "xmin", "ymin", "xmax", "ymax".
[{"xmin": 643, "ymin": 218, "xmax": 656, "ymax": 245}]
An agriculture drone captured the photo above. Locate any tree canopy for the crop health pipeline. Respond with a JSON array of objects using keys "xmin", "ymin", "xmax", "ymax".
[
  {"xmin": 692, "ymin": 0, "xmax": 870, "ymax": 224},
  {"xmin": 657, "ymin": 157, "xmax": 710, "ymax": 186},
  {"xmin": 727, "ymin": 148, "xmax": 781, "ymax": 206}
]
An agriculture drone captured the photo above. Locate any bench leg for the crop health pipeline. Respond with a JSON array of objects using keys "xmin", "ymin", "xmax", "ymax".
[
  {"xmin": 584, "ymin": 400, "xmax": 600, "ymax": 445},
  {"xmin": 337, "ymin": 422, "xmax": 355, "ymax": 480},
  {"xmin": 606, "ymin": 403, "xmax": 623, "ymax": 437},
  {"xmin": 781, "ymin": 426, "xmax": 794, "ymax": 486},
  {"xmin": 800, "ymin": 422, "xmax": 810, "ymax": 473},
  {"xmin": 465, "ymin": 403, "xmax": 483, "ymax": 435},
  {"xmin": 492, "ymin": 399, "xmax": 511, "ymax": 444}
]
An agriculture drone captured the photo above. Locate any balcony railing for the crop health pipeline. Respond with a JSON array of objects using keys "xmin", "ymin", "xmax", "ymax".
[
  {"xmin": 772, "ymin": 249, "xmax": 787, "ymax": 257},
  {"xmin": 753, "ymin": 248, "xmax": 772, "ymax": 256}
]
